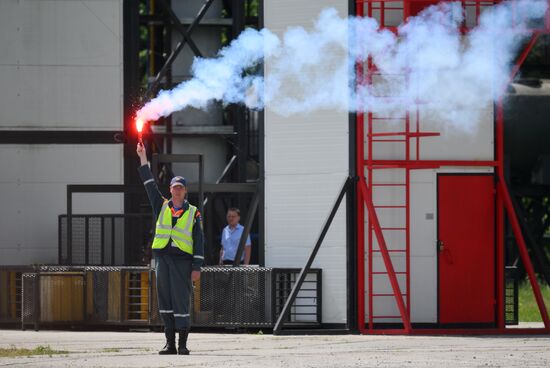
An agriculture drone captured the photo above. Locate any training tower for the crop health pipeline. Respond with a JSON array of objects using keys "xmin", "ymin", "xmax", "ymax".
[{"xmin": 265, "ymin": 0, "xmax": 550, "ymax": 334}]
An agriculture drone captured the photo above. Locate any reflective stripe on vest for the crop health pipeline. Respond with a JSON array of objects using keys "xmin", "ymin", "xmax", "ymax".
[{"xmin": 151, "ymin": 201, "xmax": 196, "ymax": 254}]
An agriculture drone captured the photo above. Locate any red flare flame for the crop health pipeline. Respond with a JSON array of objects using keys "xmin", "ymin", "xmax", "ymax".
[
  {"xmin": 136, "ymin": 118, "xmax": 145, "ymax": 133},
  {"xmin": 136, "ymin": 118, "xmax": 145, "ymax": 144}
]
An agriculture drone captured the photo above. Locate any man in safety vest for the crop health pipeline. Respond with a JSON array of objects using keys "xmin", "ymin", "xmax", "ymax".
[{"xmin": 137, "ymin": 142, "xmax": 204, "ymax": 355}]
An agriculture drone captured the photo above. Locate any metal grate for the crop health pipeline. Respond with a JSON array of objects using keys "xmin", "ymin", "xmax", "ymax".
[
  {"xmin": 273, "ymin": 269, "xmax": 322, "ymax": 326},
  {"xmin": 0, "ymin": 271, "xmax": 24, "ymax": 323},
  {"xmin": 21, "ymin": 273, "xmax": 37, "ymax": 329},
  {"xmin": 192, "ymin": 266, "xmax": 272, "ymax": 328},
  {"xmin": 90, "ymin": 271, "xmax": 109, "ymax": 322},
  {"xmin": 505, "ymin": 266, "xmax": 519, "ymax": 325},
  {"xmin": 88, "ymin": 217, "xmax": 102, "ymax": 265}
]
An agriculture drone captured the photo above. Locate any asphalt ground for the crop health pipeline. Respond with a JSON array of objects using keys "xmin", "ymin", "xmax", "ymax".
[{"xmin": 1, "ymin": 329, "xmax": 550, "ymax": 367}]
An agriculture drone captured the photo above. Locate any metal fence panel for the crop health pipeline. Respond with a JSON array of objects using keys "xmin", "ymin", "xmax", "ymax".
[
  {"xmin": 13, "ymin": 265, "xmax": 321, "ymax": 330},
  {"xmin": 59, "ymin": 215, "xmax": 152, "ymax": 266}
]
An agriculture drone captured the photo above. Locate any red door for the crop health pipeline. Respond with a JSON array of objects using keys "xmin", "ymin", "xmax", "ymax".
[{"xmin": 438, "ymin": 174, "xmax": 495, "ymax": 324}]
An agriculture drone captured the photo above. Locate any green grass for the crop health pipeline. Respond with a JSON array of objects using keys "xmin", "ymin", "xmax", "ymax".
[
  {"xmin": 102, "ymin": 348, "xmax": 121, "ymax": 353},
  {"xmin": 0, "ymin": 345, "xmax": 68, "ymax": 358},
  {"xmin": 518, "ymin": 282, "xmax": 550, "ymax": 322}
]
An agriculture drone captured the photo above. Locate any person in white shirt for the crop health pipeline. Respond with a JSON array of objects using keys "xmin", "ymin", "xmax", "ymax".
[{"xmin": 219, "ymin": 208, "xmax": 252, "ymax": 265}]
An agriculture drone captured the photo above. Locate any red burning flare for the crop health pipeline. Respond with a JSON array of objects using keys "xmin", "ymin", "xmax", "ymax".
[{"xmin": 136, "ymin": 118, "xmax": 145, "ymax": 144}]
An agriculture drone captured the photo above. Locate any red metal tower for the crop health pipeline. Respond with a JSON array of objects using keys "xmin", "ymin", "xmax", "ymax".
[{"xmin": 355, "ymin": 0, "xmax": 550, "ymax": 334}]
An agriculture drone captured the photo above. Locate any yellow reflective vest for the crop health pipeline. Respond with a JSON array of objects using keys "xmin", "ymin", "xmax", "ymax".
[{"xmin": 151, "ymin": 201, "xmax": 196, "ymax": 255}]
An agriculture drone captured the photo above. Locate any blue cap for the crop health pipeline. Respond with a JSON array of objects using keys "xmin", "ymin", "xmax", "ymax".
[{"xmin": 170, "ymin": 176, "xmax": 186, "ymax": 188}]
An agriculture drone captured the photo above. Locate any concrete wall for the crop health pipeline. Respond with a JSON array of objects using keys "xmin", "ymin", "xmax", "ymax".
[
  {"xmin": 264, "ymin": 0, "xmax": 350, "ymax": 324},
  {"xmin": 0, "ymin": 0, "xmax": 124, "ymax": 265}
]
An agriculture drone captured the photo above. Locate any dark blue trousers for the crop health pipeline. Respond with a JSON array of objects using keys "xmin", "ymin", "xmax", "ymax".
[{"xmin": 155, "ymin": 254, "xmax": 192, "ymax": 331}]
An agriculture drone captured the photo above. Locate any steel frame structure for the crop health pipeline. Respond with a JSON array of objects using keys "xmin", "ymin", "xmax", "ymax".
[
  {"xmin": 132, "ymin": 1, "xmax": 264, "ymax": 266},
  {"xmin": 355, "ymin": 0, "xmax": 550, "ymax": 334}
]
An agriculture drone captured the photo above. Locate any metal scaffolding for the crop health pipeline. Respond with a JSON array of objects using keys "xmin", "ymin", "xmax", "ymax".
[{"xmin": 120, "ymin": 0, "xmax": 263, "ymax": 266}]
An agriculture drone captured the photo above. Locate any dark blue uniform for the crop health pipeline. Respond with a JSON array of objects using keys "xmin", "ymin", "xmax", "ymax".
[{"xmin": 138, "ymin": 164, "xmax": 204, "ymax": 354}]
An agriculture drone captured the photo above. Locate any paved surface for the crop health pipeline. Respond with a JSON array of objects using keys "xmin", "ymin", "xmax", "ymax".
[{"xmin": 1, "ymin": 329, "xmax": 550, "ymax": 367}]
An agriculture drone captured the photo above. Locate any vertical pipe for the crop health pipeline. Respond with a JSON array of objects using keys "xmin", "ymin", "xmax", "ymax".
[
  {"xmin": 258, "ymin": 109, "xmax": 265, "ymax": 266},
  {"xmin": 366, "ymin": 55, "xmax": 374, "ymax": 330},
  {"xmin": 101, "ymin": 217, "xmax": 105, "ymax": 265},
  {"xmin": 85, "ymin": 217, "xmax": 89, "ymax": 265},
  {"xmin": 356, "ymin": 0, "xmax": 366, "ymax": 334},
  {"xmin": 58, "ymin": 215, "xmax": 62, "ymax": 264},
  {"xmin": 123, "ymin": 0, "xmax": 141, "ymax": 265},
  {"xmin": 317, "ymin": 270, "xmax": 323, "ymax": 324},
  {"xmin": 33, "ymin": 268, "xmax": 40, "ymax": 331},
  {"xmin": 368, "ymin": 120, "xmax": 375, "ymax": 329},
  {"xmin": 122, "ymin": 0, "xmax": 140, "ymax": 233},
  {"xmin": 496, "ymin": 101, "xmax": 505, "ymax": 329},
  {"xmin": 120, "ymin": 270, "xmax": 125, "ymax": 322},
  {"xmin": 67, "ymin": 188, "xmax": 72, "ymax": 265},
  {"xmin": 348, "ymin": 0, "xmax": 359, "ymax": 330},
  {"xmin": 199, "ymin": 155, "xmax": 204, "ymax": 217},
  {"xmin": 165, "ymin": 0, "xmax": 173, "ymax": 157},
  {"xmin": 356, "ymin": 113, "xmax": 365, "ymax": 334},
  {"xmin": 148, "ymin": 269, "xmax": 153, "ymax": 323},
  {"xmin": 416, "ymin": 109, "xmax": 420, "ymax": 160},
  {"xmin": 233, "ymin": 0, "xmax": 248, "ymax": 214},
  {"xmin": 149, "ymin": 0, "xmax": 155, "ymax": 77},
  {"xmin": 111, "ymin": 217, "xmax": 116, "ymax": 266},
  {"xmin": 405, "ymin": 110, "xmax": 411, "ymax": 319}
]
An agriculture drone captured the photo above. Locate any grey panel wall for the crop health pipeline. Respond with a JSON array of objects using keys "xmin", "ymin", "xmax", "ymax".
[
  {"xmin": 0, "ymin": 145, "xmax": 124, "ymax": 265},
  {"xmin": 0, "ymin": 0, "xmax": 123, "ymax": 130},
  {"xmin": 0, "ymin": 0, "xmax": 124, "ymax": 265},
  {"xmin": 264, "ymin": 0, "xmax": 349, "ymax": 324}
]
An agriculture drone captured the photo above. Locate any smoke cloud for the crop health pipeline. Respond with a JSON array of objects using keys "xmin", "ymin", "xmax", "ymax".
[{"xmin": 136, "ymin": 1, "xmax": 547, "ymax": 131}]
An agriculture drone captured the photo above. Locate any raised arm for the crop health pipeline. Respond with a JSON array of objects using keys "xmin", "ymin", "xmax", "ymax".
[
  {"xmin": 136, "ymin": 141, "xmax": 148, "ymax": 166},
  {"xmin": 136, "ymin": 142, "xmax": 165, "ymax": 217}
]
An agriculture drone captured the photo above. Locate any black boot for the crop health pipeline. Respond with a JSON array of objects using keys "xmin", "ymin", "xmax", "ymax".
[
  {"xmin": 159, "ymin": 329, "xmax": 177, "ymax": 355},
  {"xmin": 178, "ymin": 329, "xmax": 190, "ymax": 355}
]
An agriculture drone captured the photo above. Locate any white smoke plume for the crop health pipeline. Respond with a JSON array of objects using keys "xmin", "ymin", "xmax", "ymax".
[{"xmin": 136, "ymin": 1, "xmax": 547, "ymax": 131}]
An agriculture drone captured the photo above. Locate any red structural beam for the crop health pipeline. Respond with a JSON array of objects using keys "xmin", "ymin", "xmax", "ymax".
[
  {"xmin": 497, "ymin": 178, "xmax": 550, "ymax": 329},
  {"xmin": 358, "ymin": 178, "xmax": 412, "ymax": 332},
  {"xmin": 363, "ymin": 160, "xmax": 498, "ymax": 168},
  {"xmin": 508, "ymin": 32, "xmax": 541, "ymax": 84}
]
